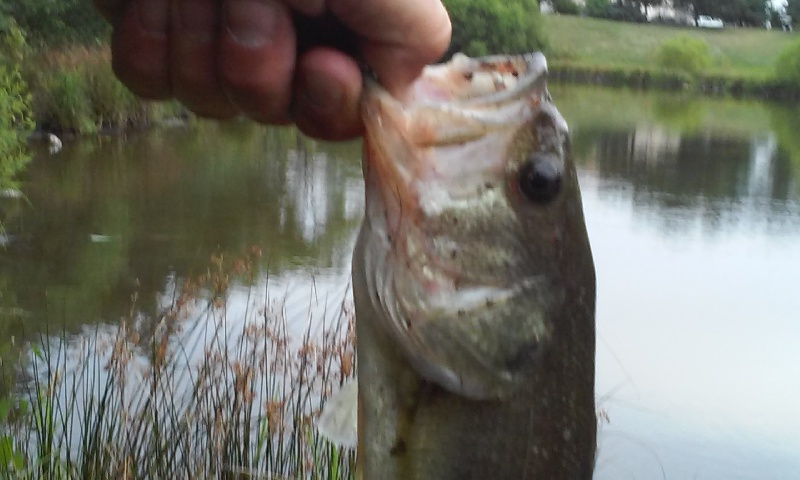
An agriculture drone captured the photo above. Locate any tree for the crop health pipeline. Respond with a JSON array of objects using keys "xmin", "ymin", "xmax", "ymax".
[
  {"xmin": 675, "ymin": 0, "xmax": 768, "ymax": 26},
  {"xmin": 0, "ymin": 0, "xmax": 108, "ymax": 45},
  {"xmin": 632, "ymin": 0, "xmax": 660, "ymax": 18},
  {"xmin": 444, "ymin": 0, "xmax": 548, "ymax": 57},
  {"xmin": 717, "ymin": 0, "xmax": 768, "ymax": 26},
  {"xmin": 552, "ymin": 0, "xmax": 581, "ymax": 15},
  {"xmin": 585, "ymin": 0, "xmax": 646, "ymax": 22},
  {"xmin": 787, "ymin": 0, "xmax": 800, "ymax": 27}
]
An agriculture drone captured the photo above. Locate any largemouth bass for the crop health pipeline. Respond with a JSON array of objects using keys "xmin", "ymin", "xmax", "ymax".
[{"xmin": 324, "ymin": 52, "xmax": 596, "ymax": 479}]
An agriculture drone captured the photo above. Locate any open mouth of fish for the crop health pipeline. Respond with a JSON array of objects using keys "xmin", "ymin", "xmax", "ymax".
[{"xmin": 359, "ymin": 53, "xmax": 570, "ymax": 399}]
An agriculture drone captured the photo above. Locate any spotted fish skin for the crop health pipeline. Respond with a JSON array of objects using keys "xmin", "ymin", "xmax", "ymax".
[{"xmin": 350, "ymin": 52, "xmax": 596, "ymax": 479}]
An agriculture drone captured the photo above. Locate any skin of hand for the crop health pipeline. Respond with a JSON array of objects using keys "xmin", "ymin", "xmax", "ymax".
[{"xmin": 92, "ymin": 0, "xmax": 451, "ymax": 141}]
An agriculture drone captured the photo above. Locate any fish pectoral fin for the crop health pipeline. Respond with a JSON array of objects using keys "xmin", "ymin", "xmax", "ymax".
[{"xmin": 317, "ymin": 379, "xmax": 359, "ymax": 449}]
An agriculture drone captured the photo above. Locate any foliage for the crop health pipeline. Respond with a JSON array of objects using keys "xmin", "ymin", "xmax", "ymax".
[
  {"xmin": 788, "ymin": 0, "xmax": 800, "ymax": 27},
  {"xmin": 775, "ymin": 39, "xmax": 800, "ymax": 88},
  {"xmin": 585, "ymin": 0, "xmax": 611, "ymax": 18},
  {"xmin": 552, "ymin": 0, "xmax": 581, "ymax": 16},
  {"xmin": 674, "ymin": 0, "xmax": 768, "ymax": 26},
  {"xmin": 0, "ymin": 0, "xmax": 109, "ymax": 46},
  {"xmin": 27, "ymin": 46, "xmax": 185, "ymax": 134},
  {"xmin": 717, "ymin": 0, "xmax": 768, "ymax": 26},
  {"xmin": 0, "ymin": 20, "xmax": 32, "ymax": 192},
  {"xmin": 656, "ymin": 35, "xmax": 711, "ymax": 76},
  {"xmin": 444, "ymin": 0, "xmax": 547, "ymax": 57},
  {"xmin": 585, "ymin": 0, "xmax": 646, "ymax": 22}
]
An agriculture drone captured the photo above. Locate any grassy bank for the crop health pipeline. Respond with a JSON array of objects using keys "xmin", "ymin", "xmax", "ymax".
[
  {"xmin": 0, "ymin": 251, "xmax": 356, "ymax": 479},
  {"xmin": 542, "ymin": 15, "xmax": 800, "ymax": 100},
  {"xmin": 21, "ymin": 15, "xmax": 799, "ymax": 135},
  {"xmin": 24, "ymin": 45, "xmax": 185, "ymax": 135}
]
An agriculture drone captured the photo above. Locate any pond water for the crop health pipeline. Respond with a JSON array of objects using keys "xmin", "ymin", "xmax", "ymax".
[{"xmin": 1, "ymin": 85, "xmax": 799, "ymax": 479}]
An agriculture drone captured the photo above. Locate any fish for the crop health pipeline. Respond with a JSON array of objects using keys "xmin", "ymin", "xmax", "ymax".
[{"xmin": 321, "ymin": 52, "xmax": 596, "ymax": 479}]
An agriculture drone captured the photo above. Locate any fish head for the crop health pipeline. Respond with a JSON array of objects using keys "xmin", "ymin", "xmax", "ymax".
[{"xmin": 358, "ymin": 52, "xmax": 594, "ymax": 399}]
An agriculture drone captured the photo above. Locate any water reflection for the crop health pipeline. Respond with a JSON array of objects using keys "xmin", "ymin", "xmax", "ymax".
[
  {"xmin": 0, "ymin": 123, "xmax": 363, "ymax": 335},
  {"xmin": 551, "ymin": 86, "xmax": 800, "ymax": 479},
  {"xmin": 2, "ymin": 86, "xmax": 799, "ymax": 479}
]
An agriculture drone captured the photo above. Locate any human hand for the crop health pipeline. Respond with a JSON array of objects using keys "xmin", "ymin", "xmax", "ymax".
[{"xmin": 93, "ymin": 0, "xmax": 451, "ymax": 140}]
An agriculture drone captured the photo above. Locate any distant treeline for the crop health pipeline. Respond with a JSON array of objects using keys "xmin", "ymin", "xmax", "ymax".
[{"xmin": 549, "ymin": 0, "xmax": 799, "ymax": 29}]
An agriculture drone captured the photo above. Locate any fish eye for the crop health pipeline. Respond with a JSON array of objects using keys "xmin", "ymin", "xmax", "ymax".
[{"xmin": 518, "ymin": 153, "xmax": 562, "ymax": 204}]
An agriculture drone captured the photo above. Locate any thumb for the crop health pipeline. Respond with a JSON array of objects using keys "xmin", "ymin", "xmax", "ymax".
[{"xmin": 328, "ymin": 0, "xmax": 451, "ymax": 98}]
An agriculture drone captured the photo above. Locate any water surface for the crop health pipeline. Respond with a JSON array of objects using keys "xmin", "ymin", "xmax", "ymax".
[{"xmin": 1, "ymin": 86, "xmax": 799, "ymax": 479}]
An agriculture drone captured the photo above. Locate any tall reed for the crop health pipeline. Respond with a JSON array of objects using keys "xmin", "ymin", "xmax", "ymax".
[{"xmin": 2, "ymin": 249, "xmax": 356, "ymax": 479}]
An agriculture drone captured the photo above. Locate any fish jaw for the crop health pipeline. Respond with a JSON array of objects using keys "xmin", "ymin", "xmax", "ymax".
[{"xmin": 359, "ymin": 53, "xmax": 573, "ymax": 399}]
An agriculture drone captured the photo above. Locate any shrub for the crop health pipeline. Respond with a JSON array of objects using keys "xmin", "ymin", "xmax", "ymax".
[
  {"xmin": 552, "ymin": 0, "xmax": 581, "ymax": 15},
  {"xmin": 27, "ymin": 46, "xmax": 187, "ymax": 133},
  {"xmin": 585, "ymin": 0, "xmax": 646, "ymax": 22},
  {"xmin": 775, "ymin": 39, "xmax": 800, "ymax": 89},
  {"xmin": 0, "ymin": 20, "xmax": 33, "ymax": 191},
  {"xmin": 36, "ymin": 68, "xmax": 96, "ymax": 134},
  {"xmin": 1, "ymin": 0, "xmax": 109, "ymax": 46},
  {"xmin": 444, "ymin": 0, "xmax": 547, "ymax": 57},
  {"xmin": 656, "ymin": 35, "xmax": 711, "ymax": 76},
  {"xmin": 584, "ymin": 0, "xmax": 610, "ymax": 18}
]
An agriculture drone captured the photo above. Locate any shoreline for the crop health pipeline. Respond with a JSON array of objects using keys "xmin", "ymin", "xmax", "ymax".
[{"xmin": 549, "ymin": 63, "xmax": 800, "ymax": 103}]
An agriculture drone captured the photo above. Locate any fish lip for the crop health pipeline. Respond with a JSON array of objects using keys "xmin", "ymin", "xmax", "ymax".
[
  {"xmin": 429, "ymin": 52, "xmax": 549, "ymax": 108},
  {"xmin": 362, "ymin": 52, "xmax": 558, "ymax": 151},
  {"xmin": 364, "ymin": 52, "xmax": 549, "ymax": 109}
]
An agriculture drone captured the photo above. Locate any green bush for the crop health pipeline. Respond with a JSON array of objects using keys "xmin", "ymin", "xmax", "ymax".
[
  {"xmin": 775, "ymin": 39, "xmax": 800, "ymax": 89},
  {"xmin": 36, "ymin": 68, "xmax": 96, "ymax": 134},
  {"xmin": 444, "ymin": 0, "xmax": 547, "ymax": 57},
  {"xmin": 552, "ymin": 0, "xmax": 581, "ymax": 15},
  {"xmin": 0, "ymin": 20, "xmax": 32, "ymax": 191},
  {"xmin": 585, "ymin": 0, "xmax": 646, "ymax": 22},
  {"xmin": 0, "ymin": 0, "xmax": 109, "ymax": 46},
  {"xmin": 28, "ymin": 47, "xmax": 187, "ymax": 134},
  {"xmin": 656, "ymin": 35, "xmax": 711, "ymax": 76}
]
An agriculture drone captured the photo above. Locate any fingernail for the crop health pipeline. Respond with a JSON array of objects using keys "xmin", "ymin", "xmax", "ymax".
[
  {"xmin": 297, "ymin": 72, "xmax": 342, "ymax": 117},
  {"xmin": 179, "ymin": 0, "xmax": 218, "ymax": 39},
  {"xmin": 137, "ymin": 0, "xmax": 169, "ymax": 34},
  {"xmin": 224, "ymin": 0, "xmax": 279, "ymax": 48}
]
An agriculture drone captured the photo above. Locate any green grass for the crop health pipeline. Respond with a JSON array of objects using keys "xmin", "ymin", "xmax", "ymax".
[{"xmin": 542, "ymin": 15, "xmax": 798, "ymax": 79}]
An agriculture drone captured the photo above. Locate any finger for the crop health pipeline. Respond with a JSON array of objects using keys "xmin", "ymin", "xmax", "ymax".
[
  {"xmin": 219, "ymin": 0, "xmax": 296, "ymax": 124},
  {"xmin": 329, "ymin": 0, "xmax": 451, "ymax": 98},
  {"xmin": 111, "ymin": 0, "xmax": 172, "ymax": 99},
  {"xmin": 93, "ymin": 0, "xmax": 127, "ymax": 22},
  {"xmin": 171, "ymin": 0, "xmax": 238, "ymax": 118},
  {"xmin": 293, "ymin": 47, "xmax": 362, "ymax": 141}
]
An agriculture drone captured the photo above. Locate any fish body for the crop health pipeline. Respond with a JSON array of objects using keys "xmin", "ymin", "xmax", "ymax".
[{"xmin": 347, "ymin": 52, "xmax": 595, "ymax": 479}]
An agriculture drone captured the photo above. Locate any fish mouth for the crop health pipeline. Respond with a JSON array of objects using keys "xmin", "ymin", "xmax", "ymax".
[
  {"xmin": 363, "ymin": 52, "xmax": 553, "ymax": 148},
  {"xmin": 360, "ymin": 52, "xmax": 555, "ymax": 284}
]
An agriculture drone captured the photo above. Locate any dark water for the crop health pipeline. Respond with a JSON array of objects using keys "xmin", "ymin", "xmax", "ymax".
[{"xmin": 1, "ymin": 86, "xmax": 799, "ymax": 479}]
